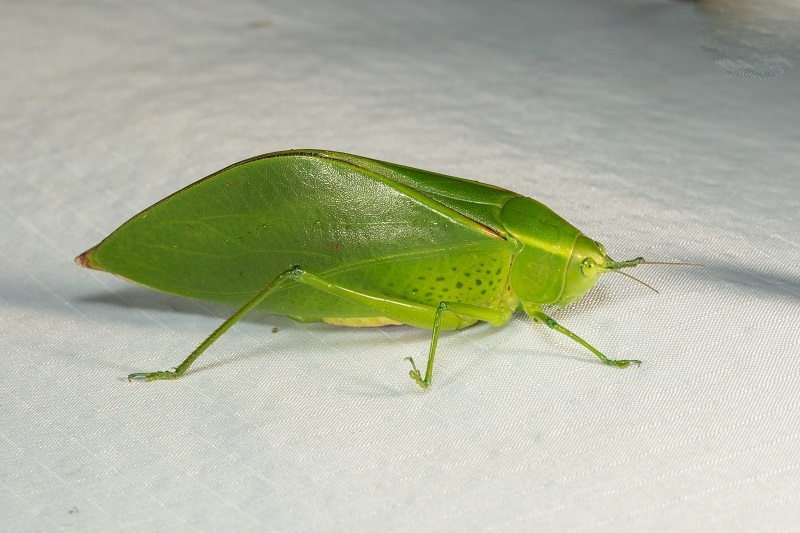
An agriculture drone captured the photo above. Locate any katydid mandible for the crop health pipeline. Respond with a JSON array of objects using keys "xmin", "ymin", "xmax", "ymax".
[{"xmin": 76, "ymin": 149, "xmax": 693, "ymax": 389}]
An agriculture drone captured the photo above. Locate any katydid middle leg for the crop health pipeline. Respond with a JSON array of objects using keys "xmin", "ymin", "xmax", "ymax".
[{"xmin": 406, "ymin": 301, "xmax": 513, "ymax": 389}]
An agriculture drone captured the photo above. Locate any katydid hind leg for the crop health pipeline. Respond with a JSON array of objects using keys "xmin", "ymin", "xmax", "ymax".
[
  {"xmin": 523, "ymin": 305, "xmax": 642, "ymax": 368},
  {"xmin": 129, "ymin": 264, "xmax": 513, "ymax": 386},
  {"xmin": 128, "ymin": 266, "xmax": 301, "ymax": 382}
]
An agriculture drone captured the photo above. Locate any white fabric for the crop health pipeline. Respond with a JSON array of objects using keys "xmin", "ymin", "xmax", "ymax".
[{"xmin": 2, "ymin": 1, "xmax": 799, "ymax": 531}]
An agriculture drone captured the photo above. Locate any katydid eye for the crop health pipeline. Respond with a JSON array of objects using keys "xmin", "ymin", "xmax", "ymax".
[{"xmin": 581, "ymin": 258, "xmax": 598, "ymax": 277}]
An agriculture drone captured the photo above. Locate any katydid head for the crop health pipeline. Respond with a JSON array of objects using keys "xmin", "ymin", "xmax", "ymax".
[
  {"xmin": 558, "ymin": 235, "xmax": 610, "ymax": 306},
  {"xmin": 560, "ymin": 238, "xmax": 702, "ymax": 306},
  {"xmin": 500, "ymin": 196, "xmax": 700, "ymax": 308}
]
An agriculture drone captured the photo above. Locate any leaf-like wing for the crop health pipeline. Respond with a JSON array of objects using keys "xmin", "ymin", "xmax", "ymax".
[{"xmin": 81, "ymin": 151, "xmax": 516, "ymax": 318}]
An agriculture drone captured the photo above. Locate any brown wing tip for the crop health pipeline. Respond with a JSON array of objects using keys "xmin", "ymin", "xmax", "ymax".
[{"xmin": 74, "ymin": 246, "xmax": 101, "ymax": 270}]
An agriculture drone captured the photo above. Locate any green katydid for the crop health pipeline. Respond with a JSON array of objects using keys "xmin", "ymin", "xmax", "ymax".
[{"xmin": 76, "ymin": 149, "xmax": 695, "ymax": 389}]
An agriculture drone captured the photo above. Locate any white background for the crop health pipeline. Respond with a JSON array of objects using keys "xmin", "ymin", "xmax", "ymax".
[{"xmin": 2, "ymin": 1, "xmax": 799, "ymax": 531}]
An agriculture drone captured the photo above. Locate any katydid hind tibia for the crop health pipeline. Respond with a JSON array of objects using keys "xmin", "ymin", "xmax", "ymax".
[{"xmin": 76, "ymin": 149, "xmax": 697, "ymax": 389}]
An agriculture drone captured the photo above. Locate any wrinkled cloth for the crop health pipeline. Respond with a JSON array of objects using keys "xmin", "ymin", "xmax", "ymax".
[{"xmin": 2, "ymin": 1, "xmax": 798, "ymax": 531}]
